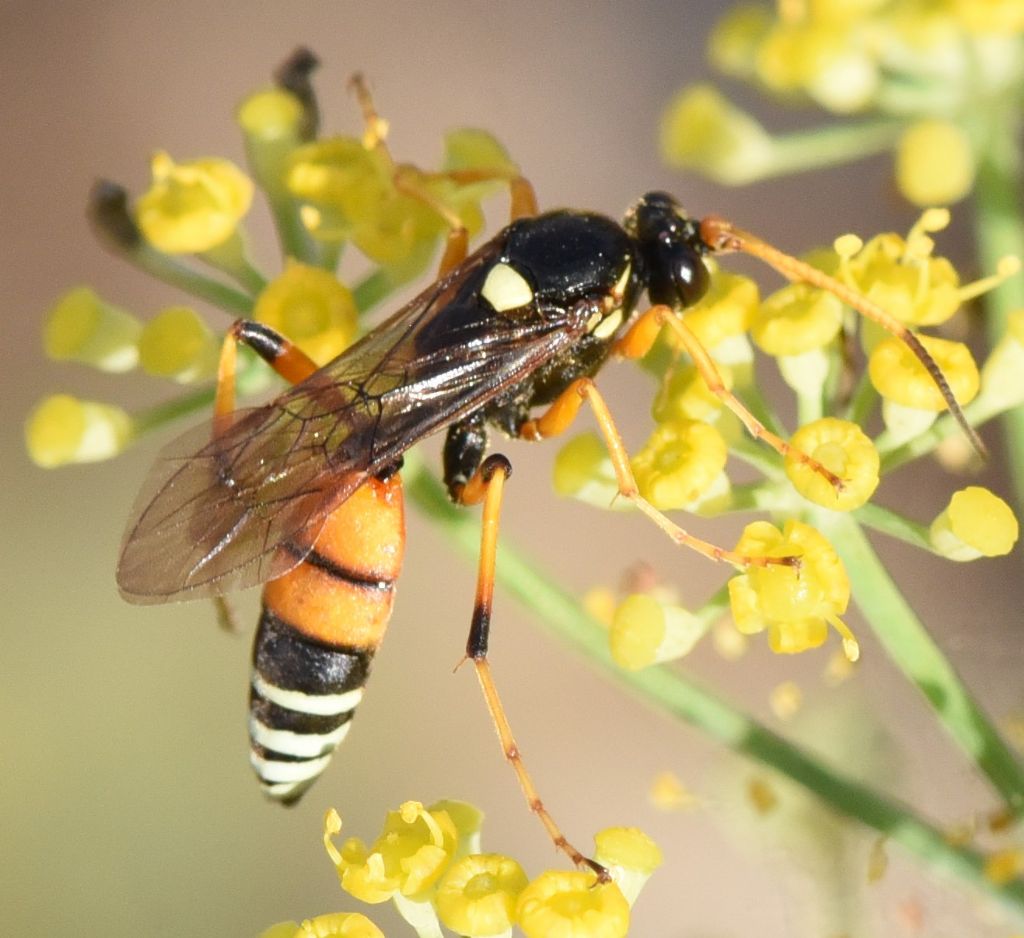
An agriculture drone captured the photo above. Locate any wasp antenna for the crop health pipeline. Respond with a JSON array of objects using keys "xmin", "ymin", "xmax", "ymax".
[
  {"xmin": 347, "ymin": 72, "xmax": 391, "ymax": 156},
  {"xmin": 699, "ymin": 216, "xmax": 987, "ymax": 459}
]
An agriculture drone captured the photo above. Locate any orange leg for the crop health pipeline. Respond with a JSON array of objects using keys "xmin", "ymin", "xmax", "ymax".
[
  {"xmin": 458, "ymin": 454, "xmax": 607, "ymax": 880},
  {"xmin": 520, "ymin": 377, "xmax": 799, "ymax": 571},
  {"xmin": 209, "ymin": 320, "xmax": 322, "ymax": 628},
  {"xmin": 213, "ymin": 319, "xmax": 319, "ymax": 434},
  {"xmin": 700, "ymin": 215, "xmax": 985, "ymax": 458},
  {"xmin": 615, "ymin": 305, "xmax": 845, "ymax": 491},
  {"xmin": 349, "ymin": 73, "xmax": 538, "ymax": 279}
]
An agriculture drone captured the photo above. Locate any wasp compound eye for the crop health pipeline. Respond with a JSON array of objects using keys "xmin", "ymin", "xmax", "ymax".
[{"xmin": 646, "ymin": 236, "xmax": 710, "ymax": 309}]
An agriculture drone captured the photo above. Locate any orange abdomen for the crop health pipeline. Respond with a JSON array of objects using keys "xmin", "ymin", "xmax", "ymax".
[{"xmin": 247, "ymin": 473, "xmax": 405, "ymax": 803}]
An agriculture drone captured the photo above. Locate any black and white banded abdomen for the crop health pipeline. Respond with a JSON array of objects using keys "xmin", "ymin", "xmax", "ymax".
[{"xmin": 247, "ymin": 474, "xmax": 405, "ymax": 803}]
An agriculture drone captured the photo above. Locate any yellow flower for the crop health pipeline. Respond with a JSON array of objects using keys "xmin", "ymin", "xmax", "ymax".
[
  {"xmin": 728, "ymin": 520, "xmax": 858, "ymax": 660},
  {"xmin": 43, "ymin": 286, "xmax": 141, "ymax": 372},
  {"xmin": 950, "ymin": 0, "xmax": 1024, "ymax": 34},
  {"xmin": 751, "ymin": 283, "xmax": 844, "ymax": 356},
  {"xmin": 238, "ymin": 87, "xmax": 305, "ymax": 143},
  {"xmin": 286, "ymin": 136, "xmax": 386, "ymax": 241},
  {"xmin": 708, "ymin": 4, "xmax": 774, "ymax": 78},
  {"xmin": 784, "ymin": 418, "xmax": 880, "ymax": 511},
  {"xmin": 678, "ymin": 267, "xmax": 759, "ymax": 353},
  {"xmin": 930, "ymin": 487, "xmax": 1019, "ymax": 560},
  {"xmin": 609, "ymin": 593, "xmax": 704, "ymax": 670},
  {"xmin": 981, "ymin": 308, "xmax": 1024, "ymax": 410},
  {"xmin": 516, "ymin": 870, "xmax": 629, "ymax": 938},
  {"xmin": 260, "ymin": 913, "xmax": 386, "ymax": 938},
  {"xmin": 254, "ymin": 260, "xmax": 357, "ymax": 365},
  {"xmin": 552, "ymin": 432, "xmax": 621, "ymax": 510},
  {"xmin": 652, "ymin": 362, "xmax": 733, "ymax": 424},
  {"xmin": 435, "ymin": 854, "xmax": 528, "ymax": 937},
  {"xmin": 592, "ymin": 827, "xmax": 662, "ymax": 906},
  {"xmin": 26, "ymin": 394, "xmax": 133, "ymax": 468},
  {"xmin": 631, "ymin": 419, "xmax": 729, "ymax": 511},
  {"xmin": 237, "ymin": 87, "xmax": 309, "ymax": 196},
  {"xmin": 659, "ymin": 84, "xmax": 774, "ymax": 185},
  {"xmin": 869, "ymin": 333, "xmax": 979, "ymax": 411},
  {"xmin": 648, "ymin": 771, "xmax": 701, "ymax": 812},
  {"xmin": 135, "ymin": 151, "xmax": 253, "ymax": 253},
  {"xmin": 895, "ymin": 119, "xmax": 975, "ymax": 207},
  {"xmin": 137, "ymin": 306, "xmax": 220, "ymax": 383},
  {"xmin": 323, "ymin": 803, "xmax": 460, "ymax": 905}
]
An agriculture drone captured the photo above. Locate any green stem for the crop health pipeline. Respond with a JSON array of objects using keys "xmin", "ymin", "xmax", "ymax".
[
  {"xmin": 853, "ymin": 502, "xmax": 932, "ymax": 551},
  {"xmin": 131, "ymin": 385, "xmax": 216, "ymax": 436},
  {"xmin": 131, "ymin": 246, "xmax": 254, "ymax": 316},
  {"xmin": 268, "ymin": 194, "xmax": 318, "ymax": 265},
  {"xmin": 199, "ymin": 231, "xmax": 268, "ymax": 295},
  {"xmin": 353, "ymin": 268, "xmax": 397, "ymax": 314},
  {"xmin": 973, "ymin": 115, "xmax": 1024, "ymax": 510},
  {"xmin": 815, "ymin": 511, "xmax": 1024, "ymax": 815},
  {"xmin": 846, "ymin": 369, "xmax": 878, "ymax": 428},
  {"xmin": 318, "ymin": 239, "xmax": 344, "ymax": 273},
  {"xmin": 762, "ymin": 119, "xmax": 905, "ymax": 180},
  {"xmin": 405, "ymin": 458, "xmax": 1024, "ymax": 918}
]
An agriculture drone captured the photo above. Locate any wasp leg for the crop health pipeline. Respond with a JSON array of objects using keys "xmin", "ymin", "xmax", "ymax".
[
  {"xmin": 455, "ymin": 454, "xmax": 609, "ymax": 880},
  {"xmin": 519, "ymin": 377, "xmax": 798, "ymax": 571},
  {"xmin": 614, "ymin": 305, "xmax": 846, "ymax": 492},
  {"xmin": 348, "ymin": 74, "xmax": 537, "ymax": 279},
  {"xmin": 214, "ymin": 319, "xmax": 319, "ymax": 434},
  {"xmin": 700, "ymin": 215, "xmax": 985, "ymax": 458}
]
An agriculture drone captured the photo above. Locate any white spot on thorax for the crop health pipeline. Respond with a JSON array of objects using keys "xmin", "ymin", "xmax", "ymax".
[{"xmin": 481, "ymin": 262, "xmax": 534, "ymax": 312}]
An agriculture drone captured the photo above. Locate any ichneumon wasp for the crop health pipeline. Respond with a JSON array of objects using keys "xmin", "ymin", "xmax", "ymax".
[{"xmin": 116, "ymin": 75, "xmax": 978, "ymax": 876}]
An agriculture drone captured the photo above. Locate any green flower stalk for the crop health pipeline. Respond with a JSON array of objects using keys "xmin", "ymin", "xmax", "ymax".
[
  {"xmin": 28, "ymin": 43, "xmax": 1024, "ymax": 934},
  {"xmin": 661, "ymin": 0, "xmax": 1024, "ymax": 507}
]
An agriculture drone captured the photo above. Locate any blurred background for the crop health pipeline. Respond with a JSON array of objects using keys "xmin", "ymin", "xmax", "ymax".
[{"xmin": 3, "ymin": 2, "xmax": 1022, "ymax": 936}]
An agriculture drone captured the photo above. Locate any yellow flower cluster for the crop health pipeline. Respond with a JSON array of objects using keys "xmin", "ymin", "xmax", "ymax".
[
  {"xmin": 29, "ymin": 54, "xmax": 519, "ymax": 469},
  {"xmin": 284, "ymin": 801, "xmax": 660, "ymax": 938},
  {"xmin": 556, "ymin": 209, "xmax": 1018, "ymax": 663},
  {"xmin": 286, "ymin": 127, "xmax": 517, "ymax": 280},
  {"xmin": 662, "ymin": 1, "xmax": 1023, "ymax": 205}
]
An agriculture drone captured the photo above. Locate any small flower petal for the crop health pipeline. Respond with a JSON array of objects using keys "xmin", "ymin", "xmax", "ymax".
[
  {"xmin": 751, "ymin": 283, "xmax": 843, "ymax": 357},
  {"xmin": 609, "ymin": 593, "xmax": 705, "ymax": 670},
  {"xmin": 660, "ymin": 84, "xmax": 774, "ymax": 185},
  {"xmin": 26, "ymin": 394, "xmax": 133, "ymax": 467},
  {"xmin": 138, "ymin": 306, "xmax": 220, "ymax": 383},
  {"xmin": 136, "ymin": 152, "xmax": 253, "ymax": 253},
  {"xmin": 435, "ymin": 854, "xmax": 528, "ymax": 937},
  {"xmin": 295, "ymin": 912, "xmax": 386, "ymax": 938},
  {"xmin": 728, "ymin": 520, "xmax": 856, "ymax": 659},
  {"xmin": 254, "ymin": 260, "xmax": 358, "ymax": 365},
  {"xmin": 631, "ymin": 419, "xmax": 728, "ymax": 511},
  {"xmin": 43, "ymin": 286, "xmax": 141, "ymax": 372},
  {"xmin": 930, "ymin": 486, "xmax": 1019, "ymax": 560},
  {"xmin": 896, "ymin": 119, "xmax": 976, "ymax": 207},
  {"xmin": 593, "ymin": 827, "xmax": 662, "ymax": 906},
  {"xmin": 784, "ymin": 418, "xmax": 880, "ymax": 511},
  {"xmin": 869, "ymin": 334, "xmax": 979, "ymax": 411},
  {"xmin": 516, "ymin": 870, "xmax": 629, "ymax": 938}
]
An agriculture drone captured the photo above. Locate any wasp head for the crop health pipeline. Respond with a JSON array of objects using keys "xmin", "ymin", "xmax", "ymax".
[{"xmin": 625, "ymin": 191, "xmax": 710, "ymax": 310}]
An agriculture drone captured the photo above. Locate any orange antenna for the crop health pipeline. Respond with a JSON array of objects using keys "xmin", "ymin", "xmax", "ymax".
[{"xmin": 700, "ymin": 215, "xmax": 987, "ymax": 458}]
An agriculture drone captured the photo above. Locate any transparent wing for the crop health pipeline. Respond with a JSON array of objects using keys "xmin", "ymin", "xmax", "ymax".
[{"xmin": 118, "ymin": 238, "xmax": 584, "ymax": 603}]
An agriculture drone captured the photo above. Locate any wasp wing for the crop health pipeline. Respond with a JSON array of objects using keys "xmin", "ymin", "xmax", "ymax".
[{"xmin": 118, "ymin": 238, "xmax": 587, "ymax": 604}]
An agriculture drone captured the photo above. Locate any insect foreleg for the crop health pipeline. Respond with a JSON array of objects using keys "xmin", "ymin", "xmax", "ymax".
[
  {"xmin": 457, "ymin": 453, "xmax": 608, "ymax": 880},
  {"xmin": 616, "ymin": 306, "xmax": 845, "ymax": 491},
  {"xmin": 520, "ymin": 376, "xmax": 798, "ymax": 571}
]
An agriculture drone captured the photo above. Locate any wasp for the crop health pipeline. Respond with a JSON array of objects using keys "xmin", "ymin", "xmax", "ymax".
[{"xmin": 116, "ymin": 80, "xmax": 976, "ymax": 874}]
